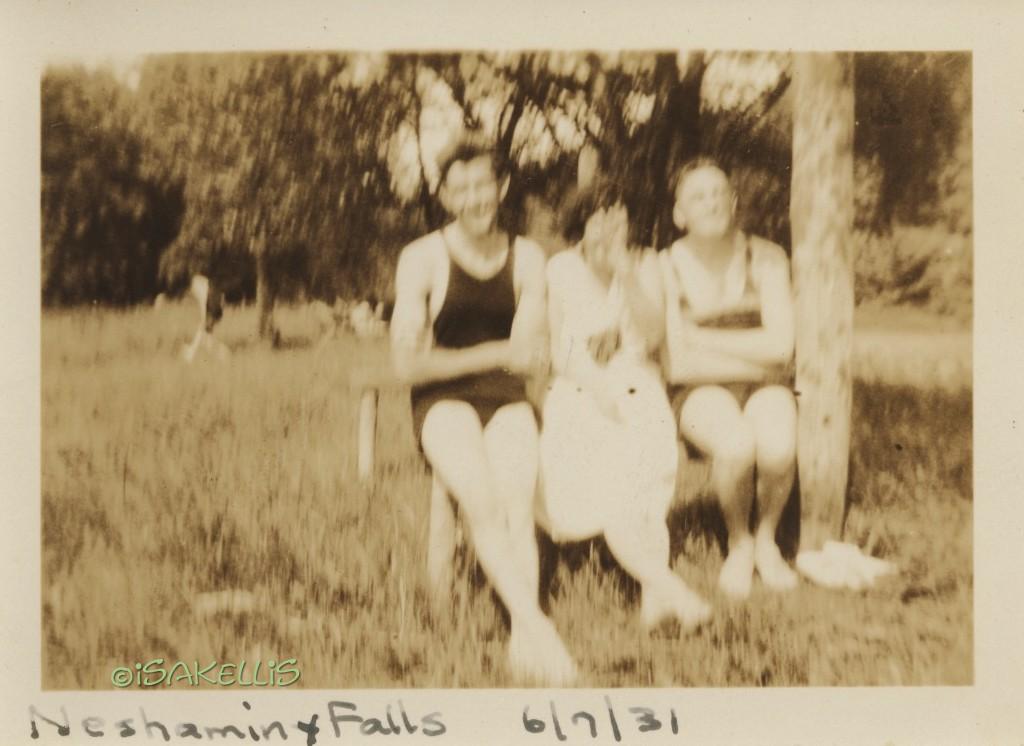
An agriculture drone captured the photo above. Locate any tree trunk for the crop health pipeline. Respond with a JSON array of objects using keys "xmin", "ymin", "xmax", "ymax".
[
  {"xmin": 790, "ymin": 53, "xmax": 855, "ymax": 551},
  {"xmin": 653, "ymin": 52, "xmax": 704, "ymax": 248},
  {"xmin": 256, "ymin": 253, "xmax": 276, "ymax": 341}
]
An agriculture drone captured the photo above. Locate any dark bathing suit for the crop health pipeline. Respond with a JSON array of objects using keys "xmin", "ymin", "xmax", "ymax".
[
  {"xmin": 409, "ymin": 233, "xmax": 529, "ymax": 446},
  {"xmin": 669, "ymin": 233, "xmax": 795, "ymax": 418}
]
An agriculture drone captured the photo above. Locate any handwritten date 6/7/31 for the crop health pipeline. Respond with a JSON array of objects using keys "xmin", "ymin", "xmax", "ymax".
[{"xmin": 522, "ymin": 696, "xmax": 679, "ymax": 740}]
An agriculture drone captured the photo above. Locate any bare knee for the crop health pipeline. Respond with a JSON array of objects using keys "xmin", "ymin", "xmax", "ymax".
[
  {"xmin": 744, "ymin": 386, "xmax": 797, "ymax": 476},
  {"xmin": 708, "ymin": 424, "xmax": 756, "ymax": 475},
  {"xmin": 756, "ymin": 434, "xmax": 796, "ymax": 477},
  {"xmin": 455, "ymin": 488, "xmax": 508, "ymax": 537},
  {"xmin": 483, "ymin": 403, "xmax": 540, "ymax": 529},
  {"xmin": 679, "ymin": 386, "xmax": 749, "ymax": 462},
  {"xmin": 421, "ymin": 401, "xmax": 506, "ymax": 527},
  {"xmin": 485, "ymin": 403, "xmax": 539, "ymax": 467}
]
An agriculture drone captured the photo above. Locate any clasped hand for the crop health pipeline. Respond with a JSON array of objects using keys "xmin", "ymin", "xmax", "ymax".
[
  {"xmin": 587, "ymin": 327, "xmax": 621, "ymax": 366},
  {"xmin": 505, "ymin": 336, "xmax": 551, "ymax": 379}
]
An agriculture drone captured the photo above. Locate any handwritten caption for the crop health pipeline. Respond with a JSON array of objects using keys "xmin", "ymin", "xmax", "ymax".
[
  {"xmin": 29, "ymin": 695, "xmax": 681, "ymax": 742},
  {"xmin": 522, "ymin": 696, "xmax": 679, "ymax": 741}
]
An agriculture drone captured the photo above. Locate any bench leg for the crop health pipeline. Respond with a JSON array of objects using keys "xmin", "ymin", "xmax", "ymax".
[
  {"xmin": 356, "ymin": 385, "xmax": 457, "ymax": 598},
  {"xmin": 427, "ymin": 474, "xmax": 457, "ymax": 601}
]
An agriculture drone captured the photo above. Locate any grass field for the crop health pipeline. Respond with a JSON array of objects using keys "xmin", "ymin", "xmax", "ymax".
[{"xmin": 41, "ymin": 302, "xmax": 972, "ymax": 688}]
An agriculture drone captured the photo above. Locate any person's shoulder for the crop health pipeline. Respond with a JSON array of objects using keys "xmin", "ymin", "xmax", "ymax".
[
  {"xmin": 748, "ymin": 234, "xmax": 789, "ymax": 266},
  {"xmin": 746, "ymin": 234, "xmax": 791, "ymax": 291},
  {"xmin": 545, "ymin": 246, "xmax": 583, "ymax": 283},
  {"xmin": 546, "ymin": 245, "xmax": 580, "ymax": 271},
  {"xmin": 397, "ymin": 231, "xmax": 444, "ymax": 271},
  {"xmin": 634, "ymin": 246, "xmax": 660, "ymax": 266},
  {"xmin": 512, "ymin": 235, "xmax": 548, "ymax": 281},
  {"xmin": 666, "ymin": 237, "xmax": 691, "ymax": 265},
  {"xmin": 395, "ymin": 232, "xmax": 445, "ymax": 294},
  {"xmin": 667, "ymin": 237, "xmax": 689, "ymax": 254},
  {"xmin": 513, "ymin": 235, "xmax": 547, "ymax": 265}
]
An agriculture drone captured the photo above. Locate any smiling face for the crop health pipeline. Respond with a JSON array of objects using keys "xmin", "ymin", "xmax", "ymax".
[
  {"xmin": 581, "ymin": 203, "xmax": 628, "ymax": 276},
  {"xmin": 439, "ymin": 154, "xmax": 508, "ymax": 239},
  {"xmin": 672, "ymin": 165, "xmax": 736, "ymax": 240}
]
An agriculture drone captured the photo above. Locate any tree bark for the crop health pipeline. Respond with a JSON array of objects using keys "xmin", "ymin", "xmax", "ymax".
[
  {"xmin": 653, "ymin": 52, "xmax": 704, "ymax": 248},
  {"xmin": 255, "ymin": 251, "xmax": 276, "ymax": 341},
  {"xmin": 790, "ymin": 53, "xmax": 855, "ymax": 550}
]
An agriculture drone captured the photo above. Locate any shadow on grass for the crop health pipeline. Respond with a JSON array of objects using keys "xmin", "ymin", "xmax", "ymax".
[
  {"xmin": 216, "ymin": 333, "xmax": 321, "ymax": 354},
  {"xmin": 271, "ymin": 334, "xmax": 318, "ymax": 352},
  {"xmin": 848, "ymin": 379, "xmax": 972, "ymax": 507}
]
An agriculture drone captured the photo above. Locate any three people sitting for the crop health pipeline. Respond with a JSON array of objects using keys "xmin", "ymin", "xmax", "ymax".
[{"xmin": 389, "ymin": 133, "xmax": 799, "ymax": 684}]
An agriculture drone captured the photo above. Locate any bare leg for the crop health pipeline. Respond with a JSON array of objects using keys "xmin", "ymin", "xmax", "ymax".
[
  {"xmin": 421, "ymin": 401, "xmax": 576, "ymax": 686},
  {"xmin": 482, "ymin": 403, "xmax": 576, "ymax": 686},
  {"xmin": 744, "ymin": 386, "xmax": 799, "ymax": 591},
  {"xmin": 482, "ymin": 403, "xmax": 541, "ymax": 601},
  {"xmin": 604, "ymin": 508, "xmax": 712, "ymax": 631},
  {"xmin": 679, "ymin": 386, "xmax": 757, "ymax": 600}
]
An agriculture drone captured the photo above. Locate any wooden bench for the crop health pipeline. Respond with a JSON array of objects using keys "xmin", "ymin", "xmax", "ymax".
[{"xmin": 353, "ymin": 374, "xmax": 460, "ymax": 599}]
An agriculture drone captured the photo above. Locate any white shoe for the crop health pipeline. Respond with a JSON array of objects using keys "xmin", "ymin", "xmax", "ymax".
[{"xmin": 796, "ymin": 541, "xmax": 897, "ymax": 590}]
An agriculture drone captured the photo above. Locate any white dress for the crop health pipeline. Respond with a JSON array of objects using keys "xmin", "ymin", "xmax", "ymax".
[{"xmin": 537, "ymin": 249, "xmax": 679, "ymax": 542}]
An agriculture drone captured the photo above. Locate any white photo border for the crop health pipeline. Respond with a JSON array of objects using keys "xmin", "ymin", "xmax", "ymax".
[{"xmin": 4, "ymin": 0, "xmax": 1021, "ymax": 743}]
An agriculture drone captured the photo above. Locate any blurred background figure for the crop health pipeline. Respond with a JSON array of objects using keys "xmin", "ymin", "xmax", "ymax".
[
  {"xmin": 182, "ymin": 274, "xmax": 230, "ymax": 363},
  {"xmin": 349, "ymin": 298, "xmax": 388, "ymax": 339}
]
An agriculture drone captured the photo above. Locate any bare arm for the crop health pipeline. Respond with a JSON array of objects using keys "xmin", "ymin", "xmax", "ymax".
[
  {"xmin": 548, "ymin": 264, "xmax": 610, "ymax": 393},
  {"xmin": 389, "ymin": 242, "xmax": 510, "ymax": 386},
  {"xmin": 546, "ymin": 254, "xmax": 629, "ymax": 422},
  {"xmin": 665, "ymin": 343, "xmax": 771, "ymax": 383},
  {"xmin": 509, "ymin": 240, "xmax": 549, "ymax": 371},
  {"xmin": 617, "ymin": 248, "xmax": 666, "ymax": 354},
  {"xmin": 659, "ymin": 248, "xmax": 773, "ymax": 383},
  {"xmin": 688, "ymin": 245, "xmax": 795, "ymax": 366}
]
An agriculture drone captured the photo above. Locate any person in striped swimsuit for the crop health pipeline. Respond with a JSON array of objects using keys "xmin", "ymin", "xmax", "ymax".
[
  {"xmin": 665, "ymin": 158, "xmax": 800, "ymax": 601},
  {"xmin": 389, "ymin": 133, "xmax": 576, "ymax": 686}
]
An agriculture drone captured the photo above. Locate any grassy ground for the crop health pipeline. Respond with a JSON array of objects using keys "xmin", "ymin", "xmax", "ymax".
[{"xmin": 41, "ymin": 302, "xmax": 972, "ymax": 688}]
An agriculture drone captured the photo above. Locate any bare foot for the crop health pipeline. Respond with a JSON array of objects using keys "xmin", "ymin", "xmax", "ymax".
[
  {"xmin": 718, "ymin": 535, "xmax": 755, "ymax": 600},
  {"xmin": 641, "ymin": 578, "xmax": 712, "ymax": 632},
  {"xmin": 754, "ymin": 535, "xmax": 799, "ymax": 591},
  {"xmin": 508, "ymin": 618, "xmax": 578, "ymax": 687}
]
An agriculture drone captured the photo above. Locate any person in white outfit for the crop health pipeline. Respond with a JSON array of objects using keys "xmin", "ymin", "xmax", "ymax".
[{"xmin": 538, "ymin": 184, "xmax": 712, "ymax": 632}]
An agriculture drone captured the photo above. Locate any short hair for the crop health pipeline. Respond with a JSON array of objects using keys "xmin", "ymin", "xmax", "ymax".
[
  {"xmin": 558, "ymin": 178, "xmax": 628, "ymax": 244},
  {"xmin": 672, "ymin": 156, "xmax": 734, "ymax": 196},
  {"xmin": 436, "ymin": 130, "xmax": 508, "ymax": 186}
]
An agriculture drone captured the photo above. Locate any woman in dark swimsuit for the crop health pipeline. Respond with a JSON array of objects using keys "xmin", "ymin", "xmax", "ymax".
[
  {"xmin": 662, "ymin": 157, "xmax": 799, "ymax": 600},
  {"xmin": 407, "ymin": 229, "xmax": 531, "ymax": 445},
  {"xmin": 389, "ymin": 134, "xmax": 576, "ymax": 686}
]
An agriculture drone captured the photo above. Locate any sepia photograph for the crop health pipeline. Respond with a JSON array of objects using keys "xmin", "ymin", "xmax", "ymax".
[
  {"xmin": 37, "ymin": 45, "xmax": 973, "ymax": 692},
  {"xmin": 10, "ymin": 0, "xmax": 1024, "ymax": 742}
]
